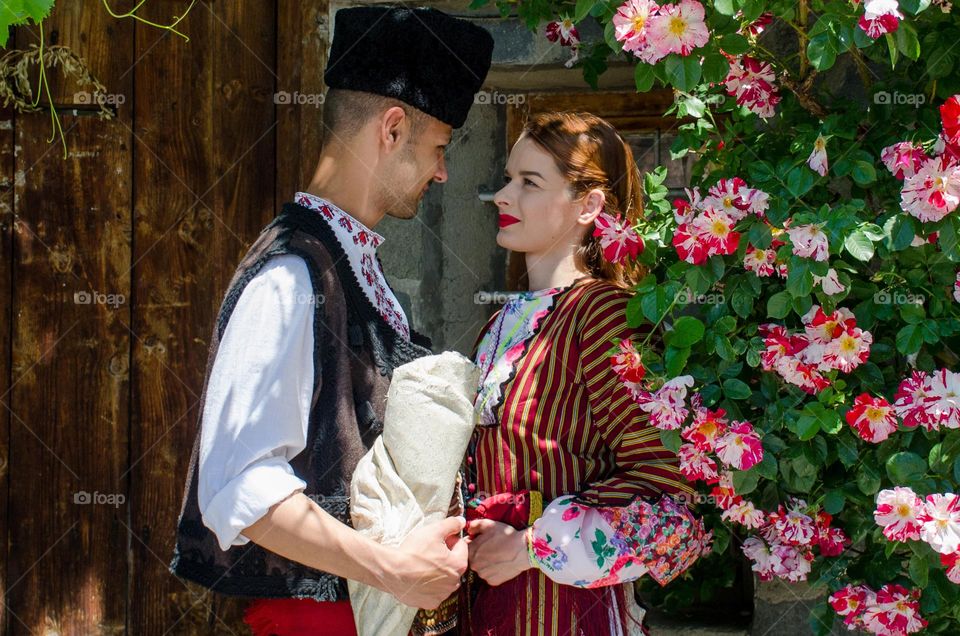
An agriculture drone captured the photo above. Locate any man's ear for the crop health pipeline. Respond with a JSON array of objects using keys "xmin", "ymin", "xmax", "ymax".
[
  {"xmin": 576, "ymin": 188, "xmax": 606, "ymax": 226},
  {"xmin": 379, "ymin": 106, "xmax": 408, "ymax": 153}
]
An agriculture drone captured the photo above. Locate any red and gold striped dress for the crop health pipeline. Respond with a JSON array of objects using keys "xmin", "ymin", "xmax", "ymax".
[{"xmin": 465, "ymin": 278, "xmax": 698, "ymax": 636}]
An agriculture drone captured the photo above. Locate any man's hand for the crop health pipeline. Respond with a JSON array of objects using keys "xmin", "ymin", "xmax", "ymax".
[
  {"xmin": 466, "ymin": 519, "xmax": 532, "ymax": 586},
  {"xmin": 379, "ymin": 516, "xmax": 469, "ymax": 610}
]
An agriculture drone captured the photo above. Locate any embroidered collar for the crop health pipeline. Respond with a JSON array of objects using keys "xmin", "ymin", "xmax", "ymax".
[{"xmin": 293, "ymin": 191, "xmax": 410, "ymax": 339}]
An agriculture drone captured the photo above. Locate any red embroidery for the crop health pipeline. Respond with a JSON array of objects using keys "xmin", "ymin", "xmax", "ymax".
[{"xmin": 294, "ymin": 193, "xmax": 409, "ymax": 338}]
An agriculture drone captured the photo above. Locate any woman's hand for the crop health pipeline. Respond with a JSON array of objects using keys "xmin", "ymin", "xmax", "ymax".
[{"xmin": 466, "ymin": 519, "xmax": 533, "ymax": 586}]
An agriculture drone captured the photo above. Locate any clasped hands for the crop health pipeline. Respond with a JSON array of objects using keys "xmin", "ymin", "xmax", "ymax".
[{"xmin": 464, "ymin": 518, "xmax": 533, "ymax": 586}]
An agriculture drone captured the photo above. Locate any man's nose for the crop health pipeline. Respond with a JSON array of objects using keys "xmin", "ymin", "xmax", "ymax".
[{"xmin": 433, "ymin": 155, "xmax": 448, "ymax": 183}]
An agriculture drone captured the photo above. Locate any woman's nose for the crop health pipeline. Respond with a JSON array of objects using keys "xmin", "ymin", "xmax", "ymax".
[{"xmin": 493, "ymin": 184, "xmax": 511, "ymax": 209}]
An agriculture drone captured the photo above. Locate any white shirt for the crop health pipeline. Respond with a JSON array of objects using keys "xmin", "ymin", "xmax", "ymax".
[{"xmin": 198, "ymin": 195, "xmax": 409, "ymax": 550}]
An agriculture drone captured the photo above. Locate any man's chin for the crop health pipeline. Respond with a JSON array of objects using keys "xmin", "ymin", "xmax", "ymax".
[
  {"xmin": 387, "ymin": 204, "xmax": 420, "ymax": 221},
  {"xmin": 385, "ymin": 199, "xmax": 422, "ymax": 220}
]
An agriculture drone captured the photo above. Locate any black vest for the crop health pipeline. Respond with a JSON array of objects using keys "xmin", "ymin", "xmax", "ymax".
[{"xmin": 169, "ymin": 202, "xmax": 432, "ymax": 600}]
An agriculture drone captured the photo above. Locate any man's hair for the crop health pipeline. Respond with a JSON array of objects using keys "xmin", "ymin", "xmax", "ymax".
[{"xmin": 322, "ymin": 88, "xmax": 431, "ymax": 140}]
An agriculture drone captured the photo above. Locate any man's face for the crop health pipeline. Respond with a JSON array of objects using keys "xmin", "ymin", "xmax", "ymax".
[{"xmin": 380, "ymin": 115, "xmax": 451, "ymax": 220}]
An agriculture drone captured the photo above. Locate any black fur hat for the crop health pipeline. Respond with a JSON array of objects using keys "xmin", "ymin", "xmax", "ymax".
[{"xmin": 324, "ymin": 6, "xmax": 494, "ymax": 129}]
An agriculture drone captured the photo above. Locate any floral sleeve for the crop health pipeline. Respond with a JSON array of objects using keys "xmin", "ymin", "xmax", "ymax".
[{"xmin": 525, "ymin": 493, "xmax": 708, "ymax": 588}]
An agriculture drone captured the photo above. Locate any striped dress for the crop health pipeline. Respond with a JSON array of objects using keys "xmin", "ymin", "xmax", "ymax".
[{"xmin": 465, "ymin": 278, "xmax": 702, "ymax": 636}]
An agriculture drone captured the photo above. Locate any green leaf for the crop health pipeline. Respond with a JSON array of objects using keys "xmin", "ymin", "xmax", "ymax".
[
  {"xmin": 823, "ymin": 489, "xmax": 846, "ymax": 514},
  {"xmin": 767, "ymin": 291, "xmax": 792, "ymax": 318},
  {"xmin": 835, "ymin": 444, "xmax": 857, "ymax": 473},
  {"xmin": 794, "ymin": 416, "xmax": 820, "ymax": 441},
  {"xmin": 664, "ymin": 54, "xmax": 702, "ymax": 91},
  {"xmin": 574, "ymin": 0, "xmax": 595, "ymax": 22},
  {"xmin": 895, "ymin": 22, "xmax": 921, "ymax": 60},
  {"xmin": 808, "ymin": 32, "xmax": 839, "ymax": 71},
  {"xmin": 660, "ymin": 428, "xmax": 682, "ymax": 453},
  {"xmin": 634, "ymin": 62, "xmax": 656, "ymax": 92},
  {"xmin": 925, "ymin": 43, "xmax": 955, "ymax": 79},
  {"xmin": 719, "ymin": 33, "xmax": 750, "ymax": 55},
  {"xmin": 940, "ymin": 217, "xmax": 958, "ymax": 253},
  {"xmin": 896, "ymin": 324, "xmax": 924, "ymax": 355},
  {"xmin": 722, "ymin": 378, "xmax": 752, "ymax": 400},
  {"xmin": 851, "ymin": 160, "xmax": 877, "ymax": 186},
  {"xmin": 786, "ymin": 167, "xmax": 815, "ymax": 198},
  {"xmin": 668, "ymin": 316, "xmax": 706, "ymax": 347},
  {"xmin": 885, "ymin": 32, "xmax": 899, "ymax": 68},
  {"xmin": 909, "ymin": 552, "xmax": 930, "ymax": 588},
  {"xmin": 665, "ymin": 345, "xmax": 691, "ymax": 376},
  {"xmin": 748, "ymin": 160, "xmax": 776, "ymax": 185},
  {"xmin": 900, "ymin": 0, "xmax": 932, "ymax": 15},
  {"xmin": 732, "ymin": 289, "xmax": 754, "ymax": 318},
  {"xmin": 845, "ymin": 228, "xmax": 876, "ymax": 262},
  {"xmin": 786, "ymin": 259, "xmax": 815, "ymax": 297},
  {"xmin": 857, "ymin": 463, "xmax": 882, "ymax": 495},
  {"xmin": 731, "ymin": 468, "xmax": 760, "ymax": 495},
  {"xmin": 714, "ymin": 315, "xmax": 737, "ymax": 334},
  {"xmin": 714, "ymin": 0, "xmax": 738, "ymax": 15},
  {"xmin": 684, "ymin": 96, "xmax": 706, "ymax": 118},
  {"xmin": 747, "ymin": 222, "xmax": 773, "ymax": 249},
  {"xmin": 0, "ymin": 0, "xmax": 53, "ymax": 47},
  {"xmin": 781, "ymin": 454, "xmax": 818, "ymax": 492},
  {"xmin": 886, "ymin": 451, "xmax": 927, "ymax": 483},
  {"xmin": 891, "ymin": 215, "xmax": 917, "ymax": 251},
  {"xmin": 702, "ymin": 52, "xmax": 730, "ymax": 84},
  {"xmin": 754, "ymin": 451, "xmax": 777, "ymax": 479}
]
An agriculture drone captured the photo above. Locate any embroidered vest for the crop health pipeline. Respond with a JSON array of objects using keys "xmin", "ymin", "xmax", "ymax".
[{"xmin": 169, "ymin": 201, "xmax": 432, "ymax": 600}]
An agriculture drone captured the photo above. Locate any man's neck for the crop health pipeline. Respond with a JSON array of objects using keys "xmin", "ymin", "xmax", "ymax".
[{"xmin": 304, "ymin": 152, "xmax": 385, "ymax": 229}]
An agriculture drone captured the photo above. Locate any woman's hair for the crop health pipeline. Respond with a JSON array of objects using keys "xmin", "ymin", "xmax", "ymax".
[{"xmin": 521, "ymin": 111, "xmax": 647, "ymax": 289}]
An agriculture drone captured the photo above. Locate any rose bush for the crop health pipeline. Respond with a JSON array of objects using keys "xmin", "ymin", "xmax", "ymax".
[{"xmin": 471, "ymin": 0, "xmax": 960, "ymax": 632}]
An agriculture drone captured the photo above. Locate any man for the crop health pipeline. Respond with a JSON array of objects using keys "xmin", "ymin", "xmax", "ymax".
[{"xmin": 169, "ymin": 6, "xmax": 494, "ymax": 634}]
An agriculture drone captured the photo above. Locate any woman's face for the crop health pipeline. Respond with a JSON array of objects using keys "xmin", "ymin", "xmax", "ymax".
[{"xmin": 493, "ymin": 136, "xmax": 596, "ymax": 258}]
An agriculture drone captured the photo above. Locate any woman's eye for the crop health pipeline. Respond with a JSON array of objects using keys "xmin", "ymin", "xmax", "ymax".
[{"xmin": 523, "ymin": 178, "xmax": 537, "ymax": 187}]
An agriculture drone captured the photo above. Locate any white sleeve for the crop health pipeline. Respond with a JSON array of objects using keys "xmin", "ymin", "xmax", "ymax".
[{"xmin": 197, "ymin": 254, "xmax": 316, "ymax": 551}]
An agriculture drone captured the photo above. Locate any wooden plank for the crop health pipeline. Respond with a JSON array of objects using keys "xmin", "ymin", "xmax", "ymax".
[
  {"xmin": 6, "ymin": 1, "xmax": 133, "ymax": 633},
  {"xmin": 0, "ymin": 106, "xmax": 13, "ymax": 636},
  {"xmin": 276, "ymin": 1, "xmax": 329, "ymax": 204},
  {"xmin": 128, "ymin": 1, "xmax": 277, "ymax": 632}
]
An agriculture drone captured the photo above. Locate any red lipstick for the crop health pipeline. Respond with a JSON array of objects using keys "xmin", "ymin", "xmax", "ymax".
[{"xmin": 498, "ymin": 214, "xmax": 521, "ymax": 228}]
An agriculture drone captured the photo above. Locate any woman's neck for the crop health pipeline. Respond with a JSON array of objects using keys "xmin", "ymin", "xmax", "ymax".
[{"xmin": 524, "ymin": 250, "xmax": 590, "ymax": 291}]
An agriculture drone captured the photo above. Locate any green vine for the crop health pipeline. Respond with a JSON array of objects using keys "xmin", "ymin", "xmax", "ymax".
[{"xmin": 0, "ymin": 0, "xmax": 197, "ymax": 158}]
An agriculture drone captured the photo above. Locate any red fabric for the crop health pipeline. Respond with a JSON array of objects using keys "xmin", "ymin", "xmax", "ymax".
[
  {"xmin": 243, "ymin": 599, "xmax": 357, "ymax": 636},
  {"xmin": 465, "ymin": 490, "xmax": 530, "ymax": 530}
]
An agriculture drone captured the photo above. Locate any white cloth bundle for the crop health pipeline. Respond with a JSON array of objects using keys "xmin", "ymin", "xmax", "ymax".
[{"xmin": 349, "ymin": 351, "xmax": 480, "ymax": 636}]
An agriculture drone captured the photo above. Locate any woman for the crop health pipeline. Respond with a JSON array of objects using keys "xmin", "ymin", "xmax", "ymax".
[{"xmin": 463, "ymin": 112, "xmax": 706, "ymax": 635}]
